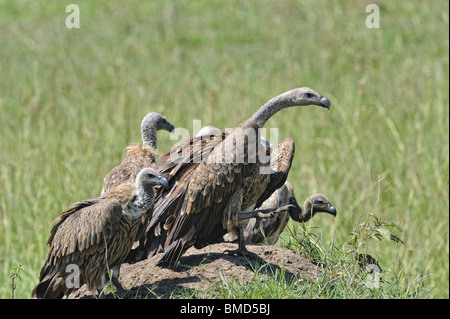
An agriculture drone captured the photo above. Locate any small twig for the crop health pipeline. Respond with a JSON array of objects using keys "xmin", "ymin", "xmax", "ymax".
[
  {"xmin": 10, "ymin": 264, "xmax": 24, "ymax": 299},
  {"xmin": 11, "ymin": 275, "xmax": 16, "ymax": 299}
]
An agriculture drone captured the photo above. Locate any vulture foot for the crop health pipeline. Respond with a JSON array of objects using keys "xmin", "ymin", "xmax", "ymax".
[
  {"xmin": 111, "ymin": 277, "xmax": 128, "ymax": 297},
  {"xmin": 224, "ymin": 247, "xmax": 251, "ymax": 257}
]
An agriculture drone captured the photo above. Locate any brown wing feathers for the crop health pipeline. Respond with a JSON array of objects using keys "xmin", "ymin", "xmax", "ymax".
[
  {"xmin": 32, "ymin": 196, "xmax": 124, "ymax": 298},
  {"xmin": 254, "ymin": 137, "xmax": 295, "ymax": 209}
]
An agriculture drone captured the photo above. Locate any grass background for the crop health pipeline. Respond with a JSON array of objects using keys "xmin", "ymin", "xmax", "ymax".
[{"xmin": 0, "ymin": 0, "xmax": 448, "ymax": 298}]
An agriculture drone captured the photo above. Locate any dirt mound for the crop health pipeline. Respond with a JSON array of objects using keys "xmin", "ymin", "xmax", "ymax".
[{"xmin": 73, "ymin": 242, "xmax": 324, "ymax": 299}]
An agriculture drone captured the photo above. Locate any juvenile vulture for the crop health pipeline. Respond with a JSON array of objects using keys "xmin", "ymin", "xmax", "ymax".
[
  {"xmin": 101, "ymin": 112, "xmax": 174, "ymax": 195},
  {"xmin": 135, "ymin": 87, "xmax": 330, "ymax": 266},
  {"xmin": 239, "ymin": 182, "xmax": 337, "ymax": 245},
  {"xmin": 31, "ymin": 168, "xmax": 169, "ymax": 299}
]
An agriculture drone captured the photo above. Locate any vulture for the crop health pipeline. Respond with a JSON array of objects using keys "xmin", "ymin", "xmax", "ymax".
[
  {"xmin": 135, "ymin": 87, "xmax": 330, "ymax": 266},
  {"xmin": 238, "ymin": 181, "xmax": 337, "ymax": 245},
  {"xmin": 31, "ymin": 168, "xmax": 169, "ymax": 299},
  {"xmin": 100, "ymin": 112, "xmax": 173, "ymax": 264},
  {"xmin": 101, "ymin": 111, "xmax": 174, "ymax": 195}
]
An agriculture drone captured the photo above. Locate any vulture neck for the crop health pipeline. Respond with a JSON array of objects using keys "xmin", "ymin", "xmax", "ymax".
[
  {"xmin": 289, "ymin": 203, "xmax": 314, "ymax": 223},
  {"xmin": 142, "ymin": 125, "xmax": 157, "ymax": 149},
  {"xmin": 131, "ymin": 184, "xmax": 155, "ymax": 211},
  {"xmin": 251, "ymin": 91, "xmax": 296, "ymax": 128}
]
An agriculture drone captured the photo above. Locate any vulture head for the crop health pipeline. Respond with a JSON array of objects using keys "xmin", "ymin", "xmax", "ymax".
[
  {"xmin": 196, "ymin": 125, "xmax": 222, "ymax": 138},
  {"xmin": 136, "ymin": 167, "xmax": 169, "ymax": 190},
  {"xmin": 126, "ymin": 167, "xmax": 169, "ymax": 213},
  {"xmin": 288, "ymin": 191, "xmax": 337, "ymax": 223},
  {"xmin": 303, "ymin": 193, "xmax": 336, "ymax": 221},
  {"xmin": 284, "ymin": 87, "xmax": 330, "ymax": 109},
  {"xmin": 141, "ymin": 112, "xmax": 175, "ymax": 148}
]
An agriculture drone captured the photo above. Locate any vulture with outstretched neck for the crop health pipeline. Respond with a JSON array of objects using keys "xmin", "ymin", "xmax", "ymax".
[
  {"xmin": 31, "ymin": 168, "xmax": 168, "ymax": 299},
  {"xmin": 135, "ymin": 87, "xmax": 330, "ymax": 266},
  {"xmin": 240, "ymin": 182, "xmax": 337, "ymax": 245}
]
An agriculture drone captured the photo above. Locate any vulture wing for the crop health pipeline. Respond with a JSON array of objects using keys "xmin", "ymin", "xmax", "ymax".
[
  {"xmin": 32, "ymin": 197, "xmax": 124, "ymax": 298},
  {"xmin": 47, "ymin": 197, "xmax": 123, "ymax": 263},
  {"xmin": 254, "ymin": 137, "xmax": 295, "ymax": 209},
  {"xmin": 135, "ymin": 132, "xmax": 226, "ymax": 259},
  {"xmin": 154, "ymin": 125, "xmax": 261, "ymax": 265}
]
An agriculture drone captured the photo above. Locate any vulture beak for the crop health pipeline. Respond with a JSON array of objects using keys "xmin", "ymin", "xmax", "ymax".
[
  {"xmin": 323, "ymin": 203, "xmax": 337, "ymax": 217},
  {"xmin": 315, "ymin": 202, "xmax": 337, "ymax": 217},
  {"xmin": 158, "ymin": 175, "xmax": 170, "ymax": 189},
  {"xmin": 318, "ymin": 95, "xmax": 331, "ymax": 110},
  {"xmin": 168, "ymin": 123, "xmax": 175, "ymax": 133}
]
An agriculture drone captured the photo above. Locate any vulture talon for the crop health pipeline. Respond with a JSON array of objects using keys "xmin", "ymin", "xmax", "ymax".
[{"xmin": 224, "ymin": 247, "xmax": 250, "ymax": 257}]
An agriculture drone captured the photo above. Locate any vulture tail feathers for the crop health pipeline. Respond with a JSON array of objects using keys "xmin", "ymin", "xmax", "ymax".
[
  {"xmin": 31, "ymin": 275, "xmax": 67, "ymax": 299},
  {"xmin": 157, "ymin": 239, "xmax": 186, "ymax": 267}
]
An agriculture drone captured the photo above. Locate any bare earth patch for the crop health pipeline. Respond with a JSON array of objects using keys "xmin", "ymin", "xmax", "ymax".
[{"xmin": 73, "ymin": 242, "xmax": 324, "ymax": 299}]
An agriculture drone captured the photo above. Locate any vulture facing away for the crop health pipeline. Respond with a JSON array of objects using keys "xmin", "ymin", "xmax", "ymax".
[
  {"xmin": 31, "ymin": 168, "xmax": 169, "ymax": 299},
  {"xmin": 239, "ymin": 182, "xmax": 337, "ymax": 245},
  {"xmin": 135, "ymin": 87, "xmax": 331, "ymax": 266}
]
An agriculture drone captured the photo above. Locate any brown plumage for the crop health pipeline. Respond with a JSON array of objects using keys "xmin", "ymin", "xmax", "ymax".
[
  {"xmin": 101, "ymin": 112, "xmax": 174, "ymax": 195},
  {"xmin": 31, "ymin": 168, "xmax": 168, "ymax": 299},
  {"xmin": 239, "ymin": 182, "xmax": 337, "ymax": 245},
  {"xmin": 100, "ymin": 112, "xmax": 173, "ymax": 264},
  {"xmin": 135, "ymin": 87, "xmax": 331, "ymax": 266},
  {"xmin": 127, "ymin": 129, "xmax": 228, "ymax": 262}
]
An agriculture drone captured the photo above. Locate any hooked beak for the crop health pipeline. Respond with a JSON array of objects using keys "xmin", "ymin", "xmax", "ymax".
[
  {"xmin": 317, "ymin": 202, "xmax": 337, "ymax": 217},
  {"xmin": 325, "ymin": 203, "xmax": 337, "ymax": 217},
  {"xmin": 318, "ymin": 95, "xmax": 330, "ymax": 110},
  {"xmin": 158, "ymin": 175, "xmax": 169, "ymax": 189}
]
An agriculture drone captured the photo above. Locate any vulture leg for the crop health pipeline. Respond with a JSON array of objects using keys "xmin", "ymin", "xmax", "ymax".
[
  {"xmin": 110, "ymin": 265, "xmax": 129, "ymax": 297},
  {"xmin": 111, "ymin": 277, "xmax": 127, "ymax": 297},
  {"xmin": 225, "ymin": 204, "xmax": 294, "ymax": 256},
  {"xmin": 225, "ymin": 225, "xmax": 249, "ymax": 257},
  {"xmin": 97, "ymin": 266, "xmax": 127, "ymax": 298},
  {"xmin": 240, "ymin": 204, "xmax": 295, "ymax": 221}
]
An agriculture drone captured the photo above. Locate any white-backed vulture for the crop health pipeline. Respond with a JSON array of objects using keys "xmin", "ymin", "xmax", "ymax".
[
  {"xmin": 100, "ymin": 112, "xmax": 173, "ymax": 264},
  {"xmin": 31, "ymin": 168, "xmax": 169, "ymax": 299},
  {"xmin": 101, "ymin": 112, "xmax": 174, "ymax": 195},
  {"xmin": 239, "ymin": 182, "xmax": 337, "ymax": 245},
  {"xmin": 136, "ymin": 87, "xmax": 330, "ymax": 266}
]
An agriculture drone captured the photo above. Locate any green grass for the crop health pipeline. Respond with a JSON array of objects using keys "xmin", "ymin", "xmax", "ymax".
[{"xmin": 0, "ymin": 0, "xmax": 448, "ymax": 299}]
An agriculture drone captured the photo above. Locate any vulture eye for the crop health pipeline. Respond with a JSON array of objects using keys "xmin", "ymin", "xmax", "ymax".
[{"xmin": 305, "ymin": 93, "xmax": 315, "ymax": 99}]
